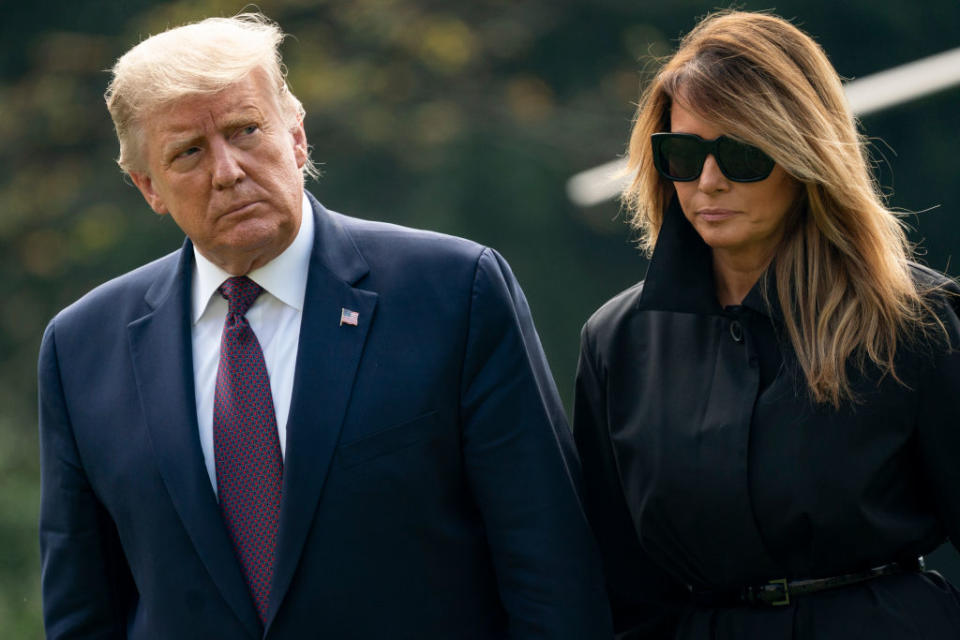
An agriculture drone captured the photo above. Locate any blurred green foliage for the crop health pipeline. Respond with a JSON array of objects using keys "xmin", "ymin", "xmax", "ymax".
[{"xmin": 2, "ymin": 0, "xmax": 958, "ymax": 636}]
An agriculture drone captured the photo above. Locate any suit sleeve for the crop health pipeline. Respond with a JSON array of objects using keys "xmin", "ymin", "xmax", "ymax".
[
  {"xmin": 38, "ymin": 320, "xmax": 135, "ymax": 639},
  {"xmin": 573, "ymin": 324, "xmax": 689, "ymax": 639},
  {"xmin": 916, "ymin": 283, "xmax": 960, "ymax": 555},
  {"xmin": 459, "ymin": 248, "xmax": 613, "ymax": 639}
]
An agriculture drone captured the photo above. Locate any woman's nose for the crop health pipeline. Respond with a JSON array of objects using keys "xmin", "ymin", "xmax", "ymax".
[{"xmin": 697, "ymin": 153, "xmax": 729, "ymax": 193}]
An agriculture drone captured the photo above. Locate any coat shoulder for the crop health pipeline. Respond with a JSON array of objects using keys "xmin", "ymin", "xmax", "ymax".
[
  {"xmin": 909, "ymin": 262, "xmax": 960, "ymax": 323},
  {"xmin": 581, "ymin": 281, "xmax": 646, "ymax": 355},
  {"xmin": 910, "ymin": 261, "xmax": 958, "ymax": 290},
  {"xmin": 49, "ymin": 250, "xmax": 181, "ymax": 333},
  {"xmin": 328, "ymin": 209, "xmax": 487, "ymax": 266}
]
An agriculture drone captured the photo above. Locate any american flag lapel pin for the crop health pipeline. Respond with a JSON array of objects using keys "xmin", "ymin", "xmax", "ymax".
[{"xmin": 340, "ymin": 308, "xmax": 359, "ymax": 327}]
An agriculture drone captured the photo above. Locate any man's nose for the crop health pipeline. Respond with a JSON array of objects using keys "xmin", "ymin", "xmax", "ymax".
[
  {"xmin": 697, "ymin": 153, "xmax": 729, "ymax": 193},
  {"xmin": 210, "ymin": 139, "xmax": 244, "ymax": 189}
]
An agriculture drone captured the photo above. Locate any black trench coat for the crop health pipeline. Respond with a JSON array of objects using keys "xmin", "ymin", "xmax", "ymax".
[{"xmin": 574, "ymin": 200, "xmax": 960, "ymax": 639}]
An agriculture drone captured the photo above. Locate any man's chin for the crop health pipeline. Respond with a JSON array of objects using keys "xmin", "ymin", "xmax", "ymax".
[{"xmin": 201, "ymin": 235, "xmax": 287, "ymax": 274}]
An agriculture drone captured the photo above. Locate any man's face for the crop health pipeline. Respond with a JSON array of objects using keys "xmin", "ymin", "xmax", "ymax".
[{"xmin": 130, "ymin": 68, "xmax": 308, "ymax": 275}]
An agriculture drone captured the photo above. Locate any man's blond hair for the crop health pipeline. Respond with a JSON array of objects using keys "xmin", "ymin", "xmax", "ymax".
[{"xmin": 105, "ymin": 12, "xmax": 317, "ymax": 178}]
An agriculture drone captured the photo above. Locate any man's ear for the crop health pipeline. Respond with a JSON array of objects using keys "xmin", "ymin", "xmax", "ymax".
[
  {"xmin": 129, "ymin": 171, "xmax": 169, "ymax": 215},
  {"xmin": 291, "ymin": 120, "xmax": 308, "ymax": 169}
]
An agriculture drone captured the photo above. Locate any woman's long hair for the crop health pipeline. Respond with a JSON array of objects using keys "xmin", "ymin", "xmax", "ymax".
[{"xmin": 624, "ymin": 10, "xmax": 940, "ymax": 407}]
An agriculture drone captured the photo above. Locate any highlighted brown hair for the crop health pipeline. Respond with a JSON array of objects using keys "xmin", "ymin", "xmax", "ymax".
[{"xmin": 624, "ymin": 10, "xmax": 941, "ymax": 406}]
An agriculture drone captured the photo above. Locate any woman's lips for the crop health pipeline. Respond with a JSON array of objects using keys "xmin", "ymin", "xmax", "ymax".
[{"xmin": 697, "ymin": 208, "xmax": 738, "ymax": 222}]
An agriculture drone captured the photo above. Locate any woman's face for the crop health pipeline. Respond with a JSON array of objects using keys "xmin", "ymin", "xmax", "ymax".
[{"xmin": 669, "ymin": 102, "xmax": 801, "ymax": 265}]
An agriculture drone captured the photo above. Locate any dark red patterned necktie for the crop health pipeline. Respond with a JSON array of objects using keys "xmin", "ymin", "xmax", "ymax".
[{"xmin": 213, "ymin": 276, "xmax": 283, "ymax": 625}]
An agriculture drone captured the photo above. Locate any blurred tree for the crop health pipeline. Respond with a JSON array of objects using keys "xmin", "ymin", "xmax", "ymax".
[{"xmin": 2, "ymin": 0, "xmax": 958, "ymax": 635}]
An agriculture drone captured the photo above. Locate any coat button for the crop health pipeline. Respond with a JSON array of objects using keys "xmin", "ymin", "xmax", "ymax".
[{"xmin": 729, "ymin": 320, "xmax": 744, "ymax": 344}]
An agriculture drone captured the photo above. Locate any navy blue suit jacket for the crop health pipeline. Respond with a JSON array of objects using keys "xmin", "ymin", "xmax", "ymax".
[{"xmin": 38, "ymin": 193, "xmax": 612, "ymax": 639}]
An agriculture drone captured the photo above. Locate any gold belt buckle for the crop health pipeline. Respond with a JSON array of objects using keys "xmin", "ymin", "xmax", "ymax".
[{"xmin": 768, "ymin": 577, "xmax": 790, "ymax": 606}]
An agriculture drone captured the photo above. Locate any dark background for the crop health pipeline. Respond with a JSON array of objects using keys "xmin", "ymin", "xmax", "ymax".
[{"xmin": 2, "ymin": 1, "xmax": 958, "ymax": 635}]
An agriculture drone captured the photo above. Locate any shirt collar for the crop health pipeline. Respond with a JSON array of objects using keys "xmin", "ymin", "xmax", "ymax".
[
  {"xmin": 637, "ymin": 196, "xmax": 778, "ymax": 319},
  {"xmin": 192, "ymin": 194, "xmax": 314, "ymax": 324}
]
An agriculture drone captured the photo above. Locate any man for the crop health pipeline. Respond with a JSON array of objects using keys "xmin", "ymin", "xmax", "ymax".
[{"xmin": 37, "ymin": 12, "xmax": 612, "ymax": 640}]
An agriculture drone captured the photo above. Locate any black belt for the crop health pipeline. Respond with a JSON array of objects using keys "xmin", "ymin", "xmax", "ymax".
[{"xmin": 690, "ymin": 557, "xmax": 925, "ymax": 607}]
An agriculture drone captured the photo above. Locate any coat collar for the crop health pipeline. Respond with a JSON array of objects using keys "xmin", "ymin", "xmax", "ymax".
[
  {"xmin": 637, "ymin": 197, "xmax": 778, "ymax": 319},
  {"xmin": 303, "ymin": 190, "xmax": 369, "ymax": 285},
  {"xmin": 142, "ymin": 191, "xmax": 369, "ymax": 311}
]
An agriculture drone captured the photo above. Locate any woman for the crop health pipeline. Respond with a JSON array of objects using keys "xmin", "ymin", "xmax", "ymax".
[{"xmin": 574, "ymin": 10, "xmax": 960, "ymax": 639}]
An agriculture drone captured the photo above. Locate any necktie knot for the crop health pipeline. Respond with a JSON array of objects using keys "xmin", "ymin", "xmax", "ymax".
[{"xmin": 219, "ymin": 276, "xmax": 263, "ymax": 317}]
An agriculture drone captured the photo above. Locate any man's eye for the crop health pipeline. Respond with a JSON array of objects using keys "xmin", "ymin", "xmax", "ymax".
[
  {"xmin": 175, "ymin": 147, "xmax": 200, "ymax": 159},
  {"xmin": 239, "ymin": 125, "xmax": 259, "ymax": 136}
]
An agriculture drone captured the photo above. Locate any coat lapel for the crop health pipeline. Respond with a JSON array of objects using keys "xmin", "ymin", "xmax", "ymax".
[
  {"xmin": 265, "ymin": 194, "xmax": 377, "ymax": 630},
  {"xmin": 127, "ymin": 245, "xmax": 262, "ymax": 639}
]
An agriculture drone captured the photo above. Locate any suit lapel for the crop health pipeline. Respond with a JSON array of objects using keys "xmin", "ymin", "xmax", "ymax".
[
  {"xmin": 265, "ymin": 195, "xmax": 377, "ymax": 629},
  {"xmin": 127, "ymin": 245, "xmax": 262, "ymax": 639}
]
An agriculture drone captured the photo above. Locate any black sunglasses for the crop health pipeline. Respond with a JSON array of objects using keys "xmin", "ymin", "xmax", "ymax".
[{"xmin": 651, "ymin": 132, "xmax": 775, "ymax": 183}]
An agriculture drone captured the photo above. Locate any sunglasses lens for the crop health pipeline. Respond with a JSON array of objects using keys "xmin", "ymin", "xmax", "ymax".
[
  {"xmin": 716, "ymin": 137, "xmax": 775, "ymax": 181},
  {"xmin": 653, "ymin": 134, "xmax": 777, "ymax": 182},
  {"xmin": 658, "ymin": 136, "xmax": 705, "ymax": 181}
]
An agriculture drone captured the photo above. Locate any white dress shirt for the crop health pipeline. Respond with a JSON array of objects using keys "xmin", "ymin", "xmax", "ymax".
[{"xmin": 191, "ymin": 195, "xmax": 314, "ymax": 494}]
